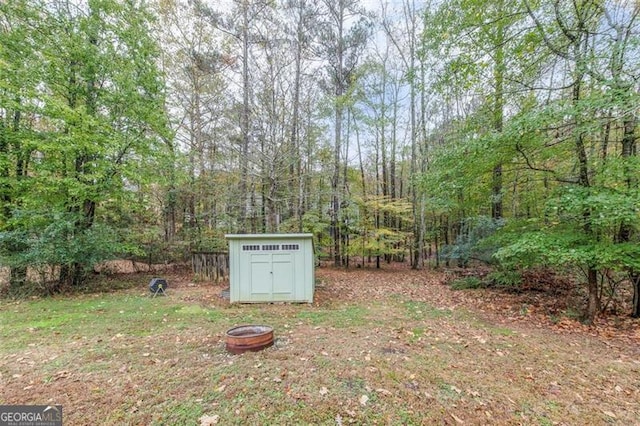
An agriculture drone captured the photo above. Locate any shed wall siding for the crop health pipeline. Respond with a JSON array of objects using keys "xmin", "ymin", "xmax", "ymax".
[{"xmin": 226, "ymin": 234, "xmax": 314, "ymax": 303}]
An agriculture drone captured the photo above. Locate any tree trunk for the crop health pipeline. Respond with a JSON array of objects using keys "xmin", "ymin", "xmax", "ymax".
[
  {"xmin": 289, "ymin": 1, "xmax": 304, "ymax": 228},
  {"xmin": 2, "ymin": 108, "xmax": 28, "ymax": 290},
  {"xmin": 331, "ymin": 104, "xmax": 342, "ymax": 266},
  {"xmin": 491, "ymin": 10, "xmax": 504, "ymax": 221},
  {"xmin": 569, "ymin": 27, "xmax": 600, "ymax": 324},
  {"xmin": 239, "ymin": 0, "xmax": 251, "ymax": 232},
  {"xmin": 328, "ymin": 0, "xmax": 346, "ymax": 267},
  {"xmin": 584, "ymin": 267, "xmax": 600, "ymax": 324},
  {"xmin": 390, "ymin": 81, "xmax": 398, "ymax": 204},
  {"xmin": 631, "ymin": 274, "xmax": 640, "ymax": 318},
  {"xmin": 164, "ymin": 138, "xmax": 177, "ymax": 242},
  {"xmin": 409, "ymin": 59, "xmax": 421, "ymax": 269},
  {"xmin": 618, "ymin": 116, "xmax": 638, "ymax": 316},
  {"xmin": 64, "ymin": 11, "xmax": 99, "ymax": 290}
]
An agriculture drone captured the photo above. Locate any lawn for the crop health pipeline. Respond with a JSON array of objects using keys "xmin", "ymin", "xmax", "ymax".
[{"xmin": 1, "ymin": 266, "xmax": 639, "ymax": 425}]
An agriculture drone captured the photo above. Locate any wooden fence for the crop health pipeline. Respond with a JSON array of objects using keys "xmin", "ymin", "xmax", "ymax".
[{"xmin": 191, "ymin": 252, "xmax": 229, "ymax": 282}]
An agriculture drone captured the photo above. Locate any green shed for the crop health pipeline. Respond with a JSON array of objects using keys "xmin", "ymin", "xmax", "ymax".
[{"xmin": 226, "ymin": 233, "xmax": 315, "ymax": 303}]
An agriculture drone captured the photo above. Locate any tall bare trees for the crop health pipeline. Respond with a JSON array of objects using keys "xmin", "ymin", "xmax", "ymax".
[
  {"xmin": 317, "ymin": 0, "xmax": 371, "ymax": 266},
  {"xmin": 381, "ymin": 0, "xmax": 427, "ymax": 268}
]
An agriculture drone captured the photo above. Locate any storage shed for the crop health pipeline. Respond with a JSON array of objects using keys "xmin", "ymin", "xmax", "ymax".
[{"xmin": 226, "ymin": 233, "xmax": 315, "ymax": 303}]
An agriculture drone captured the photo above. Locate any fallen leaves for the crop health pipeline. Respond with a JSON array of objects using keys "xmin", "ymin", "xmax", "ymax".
[
  {"xmin": 199, "ymin": 414, "xmax": 220, "ymax": 425},
  {"xmin": 450, "ymin": 413, "xmax": 465, "ymax": 424},
  {"xmin": 2, "ymin": 266, "xmax": 640, "ymax": 426},
  {"xmin": 335, "ymin": 413, "xmax": 343, "ymax": 425},
  {"xmin": 359, "ymin": 394, "xmax": 369, "ymax": 406}
]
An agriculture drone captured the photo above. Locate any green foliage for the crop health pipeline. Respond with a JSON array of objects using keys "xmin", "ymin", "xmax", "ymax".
[
  {"xmin": 0, "ymin": 0, "xmax": 169, "ymax": 290},
  {"xmin": 343, "ymin": 195, "xmax": 412, "ymax": 260},
  {"xmin": 347, "ymin": 227, "xmax": 408, "ymax": 258},
  {"xmin": 485, "ymin": 269, "xmax": 522, "ymax": 288},
  {"xmin": 441, "ymin": 216, "xmax": 503, "ymax": 267},
  {"xmin": 0, "ymin": 210, "xmax": 135, "ymax": 294},
  {"xmin": 190, "ymin": 229, "xmax": 227, "ymax": 253},
  {"xmin": 546, "ymin": 186, "xmax": 639, "ymax": 234},
  {"xmin": 421, "ymin": 0, "xmax": 640, "ymax": 319},
  {"xmin": 495, "ymin": 229, "xmax": 640, "ymax": 272},
  {"xmin": 280, "ymin": 211, "xmax": 331, "ymax": 253},
  {"xmin": 449, "ymin": 276, "xmax": 483, "ymax": 290},
  {"xmin": 494, "ymin": 183, "xmax": 640, "ymax": 274}
]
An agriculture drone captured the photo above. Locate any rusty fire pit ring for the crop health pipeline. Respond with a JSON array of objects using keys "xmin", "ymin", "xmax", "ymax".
[{"xmin": 225, "ymin": 325, "xmax": 274, "ymax": 354}]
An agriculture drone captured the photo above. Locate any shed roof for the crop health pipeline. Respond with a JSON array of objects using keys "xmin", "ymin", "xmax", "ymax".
[{"xmin": 225, "ymin": 233, "xmax": 313, "ymax": 240}]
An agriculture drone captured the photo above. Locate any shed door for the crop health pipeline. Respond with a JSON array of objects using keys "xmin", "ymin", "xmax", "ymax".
[
  {"xmin": 249, "ymin": 251, "xmax": 295, "ymax": 300},
  {"xmin": 272, "ymin": 253, "xmax": 294, "ymax": 295}
]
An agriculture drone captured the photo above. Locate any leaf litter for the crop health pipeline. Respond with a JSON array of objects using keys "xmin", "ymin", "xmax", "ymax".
[{"xmin": 0, "ymin": 265, "xmax": 638, "ymax": 424}]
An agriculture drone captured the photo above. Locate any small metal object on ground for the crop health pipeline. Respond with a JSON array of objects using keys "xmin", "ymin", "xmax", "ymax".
[
  {"xmin": 225, "ymin": 325, "xmax": 274, "ymax": 354},
  {"xmin": 149, "ymin": 278, "xmax": 167, "ymax": 297},
  {"xmin": 220, "ymin": 287, "xmax": 230, "ymax": 300}
]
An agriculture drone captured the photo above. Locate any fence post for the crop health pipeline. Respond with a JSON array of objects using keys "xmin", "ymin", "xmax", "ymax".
[{"xmin": 191, "ymin": 251, "xmax": 229, "ymax": 282}]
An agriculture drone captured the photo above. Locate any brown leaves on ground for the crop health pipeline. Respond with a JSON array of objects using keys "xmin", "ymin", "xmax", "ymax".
[
  {"xmin": 313, "ymin": 264, "xmax": 638, "ymax": 346},
  {"xmin": 1, "ymin": 263, "xmax": 639, "ymax": 425}
]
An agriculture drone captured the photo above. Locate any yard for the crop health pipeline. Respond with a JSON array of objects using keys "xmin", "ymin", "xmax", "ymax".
[{"xmin": 1, "ymin": 266, "xmax": 639, "ymax": 425}]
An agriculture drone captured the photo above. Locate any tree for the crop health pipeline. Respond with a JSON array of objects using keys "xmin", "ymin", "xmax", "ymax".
[
  {"xmin": 488, "ymin": 0, "xmax": 640, "ymax": 322},
  {"xmin": 283, "ymin": 0, "xmax": 322, "ymax": 229},
  {"xmin": 381, "ymin": 0, "xmax": 427, "ymax": 268},
  {"xmin": 156, "ymin": 0, "xmax": 232, "ymax": 245},
  {"xmin": 419, "ymin": 0, "xmax": 640, "ymax": 322},
  {"xmin": 0, "ymin": 0, "xmax": 168, "ymax": 291},
  {"xmin": 0, "ymin": 0, "xmax": 41, "ymax": 289},
  {"xmin": 316, "ymin": 0, "xmax": 372, "ymax": 266}
]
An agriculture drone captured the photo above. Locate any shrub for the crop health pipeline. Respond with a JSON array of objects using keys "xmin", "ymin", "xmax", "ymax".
[
  {"xmin": 449, "ymin": 276, "xmax": 483, "ymax": 290},
  {"xmin": 485, "ymin": 270, "xmax": 522, "ymax": 288},
  {"xmin": 441, "ymin": 216, "xmax": 504, "ymax": 267}
]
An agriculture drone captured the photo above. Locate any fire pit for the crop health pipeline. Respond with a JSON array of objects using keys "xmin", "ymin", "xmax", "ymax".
[{"xmin": 225, "ymin": 325, "xmax": 274, "ymax": 354}]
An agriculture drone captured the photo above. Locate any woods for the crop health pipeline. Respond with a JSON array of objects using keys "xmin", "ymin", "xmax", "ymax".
[
  {"xmin": 1, "ymin": 0, "xmax": 639, "ymax": 321},
  {"xmin": 1, "ymin": 0, "xmax": 167, "ymax": 292}
]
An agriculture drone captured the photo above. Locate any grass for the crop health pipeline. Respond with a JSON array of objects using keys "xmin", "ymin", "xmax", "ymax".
[
  {"xmin": 296, "ymin": 305, "xmax": 371, "ymax": 327},
  {"xmin": 402, "ymin": 300, "xmax": 453, "ymax": 319},
  {"xmin": 1, "ymin": 268, "xmax": 639, "ymax": 425}
]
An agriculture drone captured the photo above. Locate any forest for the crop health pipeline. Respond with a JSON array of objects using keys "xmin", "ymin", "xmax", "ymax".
[{"xmin": 1, "ymin": 0, "xmax": 639, "ymax": 323}]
